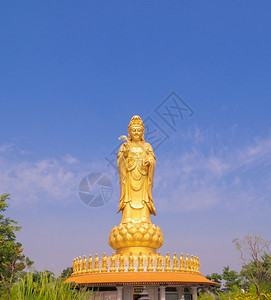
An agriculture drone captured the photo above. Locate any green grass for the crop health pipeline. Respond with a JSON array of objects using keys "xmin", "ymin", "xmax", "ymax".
[{"xmin": 7, "ymin": 272, "xmax": 96, "ymax": 300}]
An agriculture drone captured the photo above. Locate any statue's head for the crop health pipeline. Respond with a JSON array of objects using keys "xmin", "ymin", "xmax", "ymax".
[{"xmin": 128, "ymin": 115, "xmax": 145, "ymax": 141}]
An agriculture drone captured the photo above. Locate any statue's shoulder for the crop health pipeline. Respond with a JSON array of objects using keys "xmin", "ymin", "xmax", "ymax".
[{"xmin": 144, "ymin": 142, "xmax": 154, "ymax": 151}]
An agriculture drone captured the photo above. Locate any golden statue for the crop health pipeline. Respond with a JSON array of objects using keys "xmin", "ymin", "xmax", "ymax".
[
  {"xmin": 119, "ymin": 252, "xmax": 125, "ymax": 272},
  {"xmin": 180, "ymin": 253, "xmax": 185, "ymax": 272},
  {"xmin": 109, "ymin": 116, "xmax": 163, "ymax": 257},
  {"xmin": 156, "ymin": 251, "xmax": 163, "ymax": 272},
  {"xmin": 147, "ymin": 252, "xmax": 154, "ymax": 272},
  {"xmin": 185, "ymin": 254, "xmax": 190, "ymax": 272},
  {"xmin": 79, "ymin": 256, "xmax": 83, "ymax": 273},
  {"xmin": 75, "ymin": 257, "xmax": 79, "ymax": 273},
  {"xmin": 190, "ymin": 255, "xmax": 194, "ymax": 272},
  {"xmin": 194, "ymin": 256, "xmax": 197, "ymax": 272},
  {"xmin": 128, "ymin": 252, "xmax": 135, "ymax": 272},
  {"xmin": 117, "ymin": 115, "xmax": 156, "ymax": 222},
  {"xmin": 88, "ymin": 254, "xmax": 93, "ymax": 273},
  {"xmin": 165, "ymin": 252, "xmax": 171, "ymax": 272},
  {"xmin": 94, "ymin": 253, "xmax": 99, "ymax": 273},
  {"xmin": 138, "ymin": 252, "xmax": 144, "ymax": 272},
  {"xmin": 173, "ymin": 252, "xmax": 178, "ymax": 272},
  {"xmin": 196, "ymin": 256, "xmax": 200, "ymax": 273},
  {"xmin": 72, "ymin": 258, "xmax": 76, "ymax": 274},
  {"xmin": 83, "ymin": 255, "xmax": 87, "ymax": 273},
  {"xmin": 102, "ymin": 253, "xmax": 107, "ymax": 273},
  {"xmin": 110, "ymin": 252, "xmax": 116, "ymax": 272}
]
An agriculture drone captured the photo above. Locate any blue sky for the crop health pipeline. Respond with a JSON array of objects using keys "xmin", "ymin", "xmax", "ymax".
[{"xmin": 1, "ymin": 1, "xmax": 271, "ymax": 276}]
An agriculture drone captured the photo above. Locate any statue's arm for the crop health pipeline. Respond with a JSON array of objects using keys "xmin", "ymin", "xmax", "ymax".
[
  {"xmin": 145, "ymin": 143, "xmax": 156, "ymax": 166},
  {"xmin": 145, "ymin": 143, "xmax": 156, "ymax": 215},
  {"xmin": 117, "ymin": 143, "xmax": 127, "ymax": 213}
]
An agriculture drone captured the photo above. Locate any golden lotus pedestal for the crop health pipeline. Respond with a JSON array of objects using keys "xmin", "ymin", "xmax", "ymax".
[{"xmin": 109, "ymin": 221, "xmax": 164, "ymax": 257}]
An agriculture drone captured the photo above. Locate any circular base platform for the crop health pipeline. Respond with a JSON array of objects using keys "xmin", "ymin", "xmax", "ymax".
[{"xmin": 66, "ymin": 272, "xmax": 216, "ymax": 287}]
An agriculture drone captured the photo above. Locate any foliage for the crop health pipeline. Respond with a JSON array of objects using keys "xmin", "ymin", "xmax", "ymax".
[
  {"xmin": 9, "ymin": 271, "xmax": 95, "ymax": 300},
  {"xmin": 234, "ymin": 286, "xmax": 271, "ymax": 300},
  {"xmin": 0, "ymin": 194, "xmax": 94, "ymax": 299},
  {"xmin": 0, "ymin": 194, "xmax": 20, "ymax": 241},
  {"xmin": 240, "ymin": 252, "xmax": 271, "ymax": 293},
  {"xmin": 0, "ymin": 194, "xmax": 34, "ymax": 300},
  {"xmin": 198, "ymin": 291, "xmax": 216, "ymax": 300},
  {"xmin": 233, "ymin": 234, "xmax": 271, "ymax": 298},
  {"xmin": 199, "ymin": 286, "xmax": 271, "ymax": 300},
  {"xmin": 222, "ymin": 265, "xmax": 242, "ymax": 292},
  {"xmin": 199, "ymin": 286, "xmax": 241, "ymax": 300},
  {"xmin": 206, "ymin": 272, "xmax": 223, "ymax": 292},
  {"xmin": 20, "ymin": 270, "xmax": 55, "ymax": 283},
  {"xmin": 60, "ymin": 267, "xmax": 73, "ymax": 279}
]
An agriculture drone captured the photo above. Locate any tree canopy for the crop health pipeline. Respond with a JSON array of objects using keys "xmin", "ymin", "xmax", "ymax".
[
  {"xmin": 233, "ymin": 234, "xmax": 271, "ymax": 298},
  {"xmin": 0, "ymin": 194, "xmax": 33, "ymax": 300}
]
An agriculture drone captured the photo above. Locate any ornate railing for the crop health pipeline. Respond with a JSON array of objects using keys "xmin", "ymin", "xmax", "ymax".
[{"xmin": 71, "ymin": 252, "xmax": 201, "ymax": 275}]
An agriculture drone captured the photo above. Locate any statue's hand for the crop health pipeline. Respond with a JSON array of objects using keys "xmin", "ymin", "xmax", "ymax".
[{"xmin": 143, "ymin": 159, "xmax": 150, "ymax": 166}]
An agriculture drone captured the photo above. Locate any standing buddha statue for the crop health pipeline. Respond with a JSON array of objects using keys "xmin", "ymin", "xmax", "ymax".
[
  {"xmin": 83, "ymin": 255, "xmax": 87, "ymax": 273},
  {"xmin": 138, "ymin": 252, "xmax": 144, "ymax": 272},
  {"xmin": 173, "ymin": 252, "xmax": 178, "ymax": 272},
  {"xmin": 88, "ymin": 254, "xmax": 93, "ymax": 273},
  {"xmin": 109, "ymin": 116, "xmax": 163, "ymax": 257},
  {"xmin": 180, "ymin": 253, "xmax": 185, "ymax": 272},
  {"xmin": 156, "ymin": 251, "xmax": 163, "ymax": 272},
  {"xmin": 110, "ymin": 252, "xmax": 116, "ymax": 272},
  {"xmin": 94, "ymin": 253, "xmax": 99, "ymax": 273}
]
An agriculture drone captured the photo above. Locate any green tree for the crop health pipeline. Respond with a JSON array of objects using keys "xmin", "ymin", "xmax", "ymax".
[
  {"xmin": 233, "ymin": 234, "xmax": 271, "ymax": 298},
  {"xmin": 206, "ymin": 273, "xmax": 222, "ymax": 293},
  {"xmin": 0, "ymin": 194, "xmax": 33, "ymax": 300},
  {"xmin": 32, "ymin": 270, "xmax": 55, "ymax": 282},
  {"xmin": 61, "ymin": 267, "xmax": 73, "ymax": 279},
  {"xmin": 239, "ymin": 252, "xmax": 271, "ymax": 293},
  {"xmin": 222, "ymin": 265, "xmax": 241, "ymax": 291}
]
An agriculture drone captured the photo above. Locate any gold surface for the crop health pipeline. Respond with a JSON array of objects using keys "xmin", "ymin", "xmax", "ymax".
[
  {"xmin": 109, "ymin": 222, "xmax": 163, "ymax": 256},
  {"xmin": 115, "ymin": 246, "xmax": 156, "ymax": 257},
  {"xmin": 71, "ymin": 252, "xmax": 201, "ymax": 275},
  {"xmin": 109, "ymin": 115, "xmax": 164, "ymax": 256}
]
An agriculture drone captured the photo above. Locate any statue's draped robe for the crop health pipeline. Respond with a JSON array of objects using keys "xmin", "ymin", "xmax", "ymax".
[{"xmin": 117, "ymin": 141, "xmax": 156, "ymax": 224}]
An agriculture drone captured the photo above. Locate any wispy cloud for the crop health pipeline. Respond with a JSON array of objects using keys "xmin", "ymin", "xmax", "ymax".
[
  {"xmin": 0, "ymin": 142, "xmax": 16, "ymax": 153},
  {"xmin": 1, "ymin": 130, "xmax": 271, "ymax": 215},
  {"xmin": 154, "ymin": 129, "xmax": 271, "ymax": 214},
  {"xmin": 0, "ymin": 146, "xmax": 107, "ymax": 206}
]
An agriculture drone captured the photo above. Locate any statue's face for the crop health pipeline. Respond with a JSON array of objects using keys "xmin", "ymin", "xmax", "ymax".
[{"xmin": 130, "ymin": 126, "xmax": 144, "ymax": 141}]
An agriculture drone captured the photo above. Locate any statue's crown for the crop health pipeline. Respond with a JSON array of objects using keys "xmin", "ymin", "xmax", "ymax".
[{"xmin": 128, "ymin": 115, "xmax": 145, "ymax": 128}]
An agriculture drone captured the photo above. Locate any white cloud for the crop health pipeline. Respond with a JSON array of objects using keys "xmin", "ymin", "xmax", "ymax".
[
  {"xmin": 0, "ymin": 157, "xmax": 76, "ymax": 205},
  {"xmin": 63, "ymin": 154, "xmax": 78, "ymax": 164},
  {"xmin": 154, "ymin": 130, "xmax": 271, "ymax": 214},
  {"xmin": 0, "ymin": 142, "xmax": 15, "ymax": 153},
  {"xmin": 1, "ymin": 130, "xmax": 271, "ymax": 215},
  {"xmin": 0, "ymin": 147, "xmax": 108, "ymax": 206}
]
